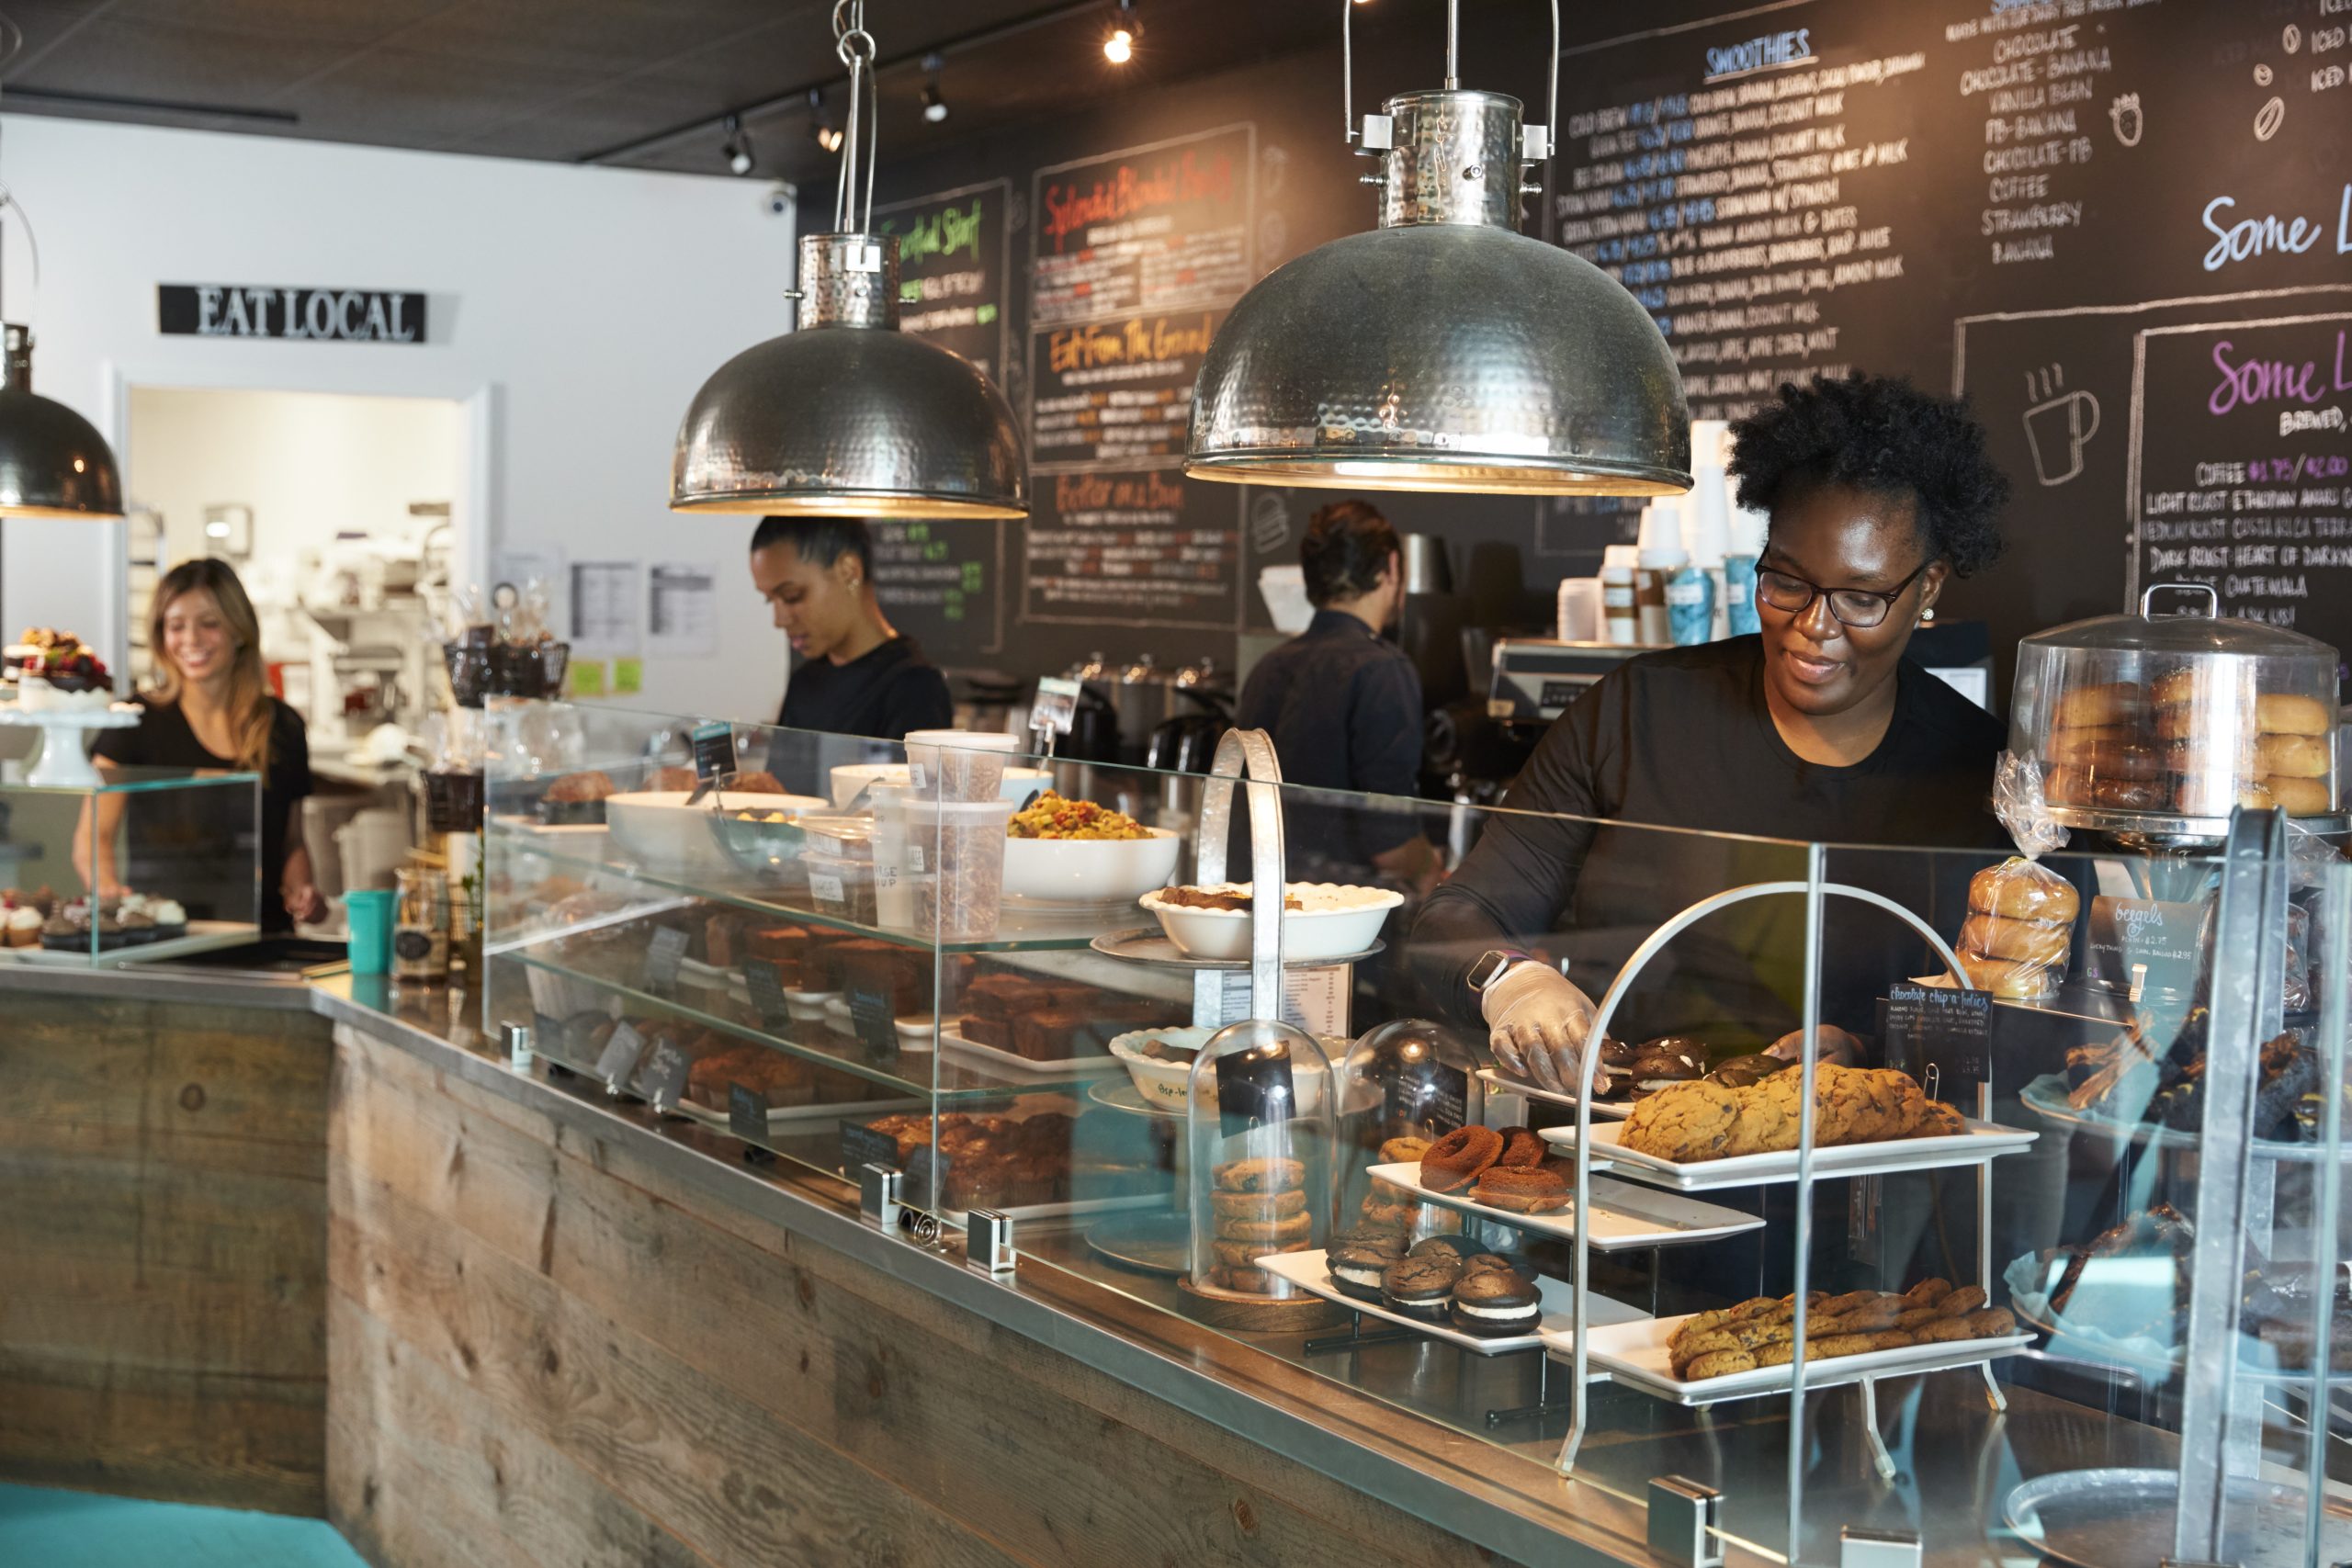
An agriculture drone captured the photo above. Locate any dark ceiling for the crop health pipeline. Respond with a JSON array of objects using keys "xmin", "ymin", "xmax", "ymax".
[{"xmin": 0, "ymin": 0, "xmax": 1339, "ymax": 184}]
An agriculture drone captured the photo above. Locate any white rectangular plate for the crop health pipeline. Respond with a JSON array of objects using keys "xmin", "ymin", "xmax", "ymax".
[
  {"xmin": 1474, "ymin": 1066, "xmax": 1635, "ymax": 1119},
  {"xmin": 939, "ymin": 1022, "xmax": 1127, "ymax": 1078},
  {"xmin": 1558, "ymin": 1311, "xmax": 2033, "ymax": 1404},
  {"xmin": 1256, "ymin": 1248, "xmax": 1647, "ymax": 1357},
  {"xmin": 1545, "ymin": 1120, "xmax": 2039, "ymax": 1190},
  {"xmin": 1363, "ymin": 1164, "xmax": 1763, "ymax": 1251}
]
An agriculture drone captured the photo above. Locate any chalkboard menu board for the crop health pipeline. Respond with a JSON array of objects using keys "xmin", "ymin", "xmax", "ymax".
[{"xmin": 822, "ymin": 0, "xmax": 2352, "ymax": 684}]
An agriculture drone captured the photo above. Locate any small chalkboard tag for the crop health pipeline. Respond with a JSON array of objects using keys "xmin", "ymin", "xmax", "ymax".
[
  {"xmin": 1028, "ymin": 675, "xmax": 1080, "ymax": 737},
  {"xmin": 690, "ymin": 720, "xmax": 739, "ymax": 781},
  {"xmin": 728, "ymin": 1081, "xmax": 773, "ymax": 1141},
  {"xmin": 2086, "ymin": 896, "xmax": 2205, "ymax": 1001},
  {"xmin": 743, "ymin": 959, "xmax": 793, "ymax": 1031},
  {"xmin": 1216, "ymin": 1040, "xmax": 1299, "ymax": 1138},
  {"xmin": 639, "ymin": 1037, "xmax": 693, "ymax": 1111},
  {"xmin": 594, "ymin": 1021, "xmax": 647, "ymax": 1092},
  {"xmin": 847, "ymin": 982, "xmax": 900, "ymax": 1061},
  {"xmin": 646, "ymin": 926, "xmax": 688, "ymax": 996},
  {"xmin": 1883, "ymin": 983, "xmax": 1994, "ymax": 1099},
  {"xmin": 1385, "ymin": 1061, "xmax": 1470, "ymax": 1135},
  {"xmin": 839, "ymin": 1120, "xmax": 900, "ymax": 1177}
]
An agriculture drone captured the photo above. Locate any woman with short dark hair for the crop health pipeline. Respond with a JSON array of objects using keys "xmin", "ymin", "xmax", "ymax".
[{"xmin": 1415, "ymin": 372, "xmax": 2014, "ymax": 1087}]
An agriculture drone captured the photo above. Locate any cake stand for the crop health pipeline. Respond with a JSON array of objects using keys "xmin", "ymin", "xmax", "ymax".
[{"xmin": 0, "ymin": 704, "xmax": 139, "ymax": 788}]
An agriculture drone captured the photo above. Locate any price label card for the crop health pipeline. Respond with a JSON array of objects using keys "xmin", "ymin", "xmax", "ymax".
[
  {"xmin": 690, "ymin": 720, "xmax": 739, "ymax": 781},
  {"xmin": 1211, "ymin": 965, "xmax": 1347, "ymax": 1036},
  {"xmin": 847, "ymin": 982, "xmax": 900, "ymax": 1061},
  {"xmin": 1028, "ymin": 675, "xmax": 1080, "ymax": 737},
  {"xmin": 1385, "ymin": 1062, "xmax": 1471, "ymax": 1135},
  {"xmin": 594, "ymin": 1021, "xmax": 646, "ymax": 1091},
  {"xmin": 809, "ymin": 870, "xmax": 846, "ymax": 906},
  {"xmin": 1882, "ymin": 984, "xmax": 1995, "ymax": 1100},
  {"xmin": 905, "ymin": 1144, "xmax": 953, "ymax": 1213},
  {"xmin": 743, "ymin": 959, "xmax": 794, "ymax": 1031},
  {"xmin": 728, "ymin": 1081, "xmax": 773, "ymax": 1142},
  {"xmin": 1216, "ymin": 1040, "xmax": 1300, "ymax": 1137},
  {"xmin": 839, "ymin": 1119, "xmax": 901, "ymax": 1177},
  {"xmin": 639, "ymin": 1037, "xmax": 693, "ymax": 1111},
  {"xmin": 646, "ymin": 926, "xmax": 688, "ymax": 996}
]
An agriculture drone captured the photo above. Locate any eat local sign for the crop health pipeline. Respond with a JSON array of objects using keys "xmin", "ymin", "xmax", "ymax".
[{"xmin": 157, "ymin": 284, "xmax": 427, "ymax": 344}]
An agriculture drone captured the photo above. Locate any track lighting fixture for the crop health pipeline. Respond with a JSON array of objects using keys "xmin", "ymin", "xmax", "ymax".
[
  {"xmin": 921, "ymin": 53, "xmax": 947, "ymax": 122},
  {"xmin": 720, "ymin": 114, "xmax": 753, "ymax": 175}
]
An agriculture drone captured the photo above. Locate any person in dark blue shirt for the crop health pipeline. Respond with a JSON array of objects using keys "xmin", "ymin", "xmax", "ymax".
[{"xmin": 1234, "ymin": 501, "xmax": 1440, "ymax": 890}]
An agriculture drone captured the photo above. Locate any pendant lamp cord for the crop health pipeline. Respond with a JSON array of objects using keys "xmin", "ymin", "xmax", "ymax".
[
  {"xmin": 0, "ymin": 10, "xmax": 38, "ymax": 323},
  {"xmin": 1340, "ymin": 0, "xmax": 1558, "ymax": 159},
  {"xmin": 830, "ymin": 0, "xmax": 878, "ymax": 235}
]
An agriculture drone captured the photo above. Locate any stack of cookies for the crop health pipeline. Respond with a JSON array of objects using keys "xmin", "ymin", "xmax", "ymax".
[
  {"xmin": 1955, "ymin": 857, "xmax": 2079, "ymax": 999},
  {"xmin": 1204, "ymin": 1155, "xmax": 1310, "ymax": 1294},
  {"xmin": 1418, "ymin": 1124, "xmax": 1577, "ymax": 1213},
  {"xmin": 1358, "ymin": 1134, "xmax": 1460, "ymax": 1233},
  {"xmin": 1667, "ymin": 1279, "xmax": 2018, "ymax": 1381},
  {"xmin": 1325, "ymin": 1232, "xmax": 1544, "ymax": 1337},
  {"xmin": 1620, "ymin": 1065, "xmax": 1966, "ymax": 1163}
]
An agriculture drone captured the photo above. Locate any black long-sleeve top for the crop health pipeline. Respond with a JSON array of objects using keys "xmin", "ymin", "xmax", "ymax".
[{"xmin": 1411, "ymin": 637, "xmax": 2008, "ymax": 1047}]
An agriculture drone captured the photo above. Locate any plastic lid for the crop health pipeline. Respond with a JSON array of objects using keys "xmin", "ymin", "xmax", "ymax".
[
  {"xmin": 904, "ymin": 728, "xmax": 1019, "ymax": 753},
  {"xmin": 2018, "ymin": 583, "xmax": 2338, "ymax": 660}
]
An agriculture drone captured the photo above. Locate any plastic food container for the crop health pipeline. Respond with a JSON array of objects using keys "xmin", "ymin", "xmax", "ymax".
[
  {"xmin": 2010, "ymin": 584, "xmax": 2342, "ymax": 829},
  {"xmin": 903, "ymin": 728, "xmax": 1022, "ymax": 802},
  {"xmin": 804, "ymin": 852, "xmax": 880, "ymax": 925},
  {"xmin": 796, "ymin": 813, "xmax": 879, "ymax": 862},
  {"xmin": 904, "ymin": 799, "xmax": 1014, "ymax": 941},
  {"xmin": 828, "ymin": 761, "xmax": 1053, "ymax": 809}
]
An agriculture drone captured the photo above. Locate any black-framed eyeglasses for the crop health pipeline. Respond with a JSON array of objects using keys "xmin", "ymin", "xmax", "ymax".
[{"xmin": 1754, "ymin": 558, "xmax": 1932, "ymax": 630}]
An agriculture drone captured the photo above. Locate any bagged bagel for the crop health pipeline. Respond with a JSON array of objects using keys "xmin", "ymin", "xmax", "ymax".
[{"xmin": 1955, "ymin": 756, "xmax": 2079, "ymax": 999}]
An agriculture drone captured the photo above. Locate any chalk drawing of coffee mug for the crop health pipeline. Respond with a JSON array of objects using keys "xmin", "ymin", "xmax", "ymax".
[{"xmin": 2025, "ymin": 389, "xmax": 2102, "ymax": 486}]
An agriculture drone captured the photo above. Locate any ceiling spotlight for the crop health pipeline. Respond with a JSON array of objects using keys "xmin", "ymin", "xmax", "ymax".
[
  {"xmin": 921, "ymin": 53, "xmax": 948, "ymax": 123},
  {"xmin": 1103, "ymin": 0, "xmax": 1138, "ymax": 63},
  {"xmin": 720, "ymin": 113, "xmax": 754, "ymax": 175},
  {"xmin": 808, "ymin": 87, "xmax": 843, "ymax": 153}
]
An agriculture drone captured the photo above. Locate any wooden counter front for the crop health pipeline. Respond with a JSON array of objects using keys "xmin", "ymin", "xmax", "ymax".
[
  {"xmin": 0, "ymin": 987, "xmax": 333, "ymax": 1514},
  {"xmin": 326, "ymin": 1032, "xmax": 1522, "ymax": 1568}
]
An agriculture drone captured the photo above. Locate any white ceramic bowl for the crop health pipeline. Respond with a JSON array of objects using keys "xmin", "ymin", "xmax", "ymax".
[
  {"xmin": 1108, "ymin": 1025, "xmax": 1338, "ymax": 1112},
  {"xmin": 828, "ymin": 761, "xmax": 1053, "ymax": 809},
  {"xmin": 1001, "ymin": 827, "xmax": 1181, "ymax": 904},
  {"xmin": 1137, "ymin": 883, "xmax": 1403, "ymax": 964},
  {"xmin": 605, "ymin": 789, "xmax": 827, "ymax": 878}
]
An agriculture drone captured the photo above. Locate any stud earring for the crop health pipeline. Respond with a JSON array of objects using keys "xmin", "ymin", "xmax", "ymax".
[{"xmin": 1918, "ymin": 605, "xmax": 1937, "ymax": 625}]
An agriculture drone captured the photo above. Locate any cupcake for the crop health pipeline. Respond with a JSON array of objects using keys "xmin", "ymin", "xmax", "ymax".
[
  {"xmin": 6, "ymin": 906, "xmax": 40, "ymax": 946},
  {"xmin": 150, "ymin": 898, "xmax": 187, "ymax": 935}
]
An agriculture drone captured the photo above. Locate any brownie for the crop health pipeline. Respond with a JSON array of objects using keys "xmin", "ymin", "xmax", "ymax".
[
  {"xmin": 959, "ymin": 1014, "xmax": 1015, "ymax": 1049},
  {"xmin": 1012, "ymin": 1009, "xmax": 1091, "ymax": 1062},
  {"xmin": 839, "ymin": 945, "xmax": 926, "ymax": 1015},
  {"xmin": 961, "ymin": 973, "xmax": 1048, "ymax": 1018}
]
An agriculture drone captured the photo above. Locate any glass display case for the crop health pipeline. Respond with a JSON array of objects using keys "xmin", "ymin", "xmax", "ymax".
[
  {"xmin": 482, "ymin": 700, "xmax": 2352, "ymax": 1566},
  {"xmin": 0, "ymin": 764, "xmax": 262, "ymax": 964}
]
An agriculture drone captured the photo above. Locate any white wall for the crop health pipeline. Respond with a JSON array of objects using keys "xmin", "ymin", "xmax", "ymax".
[
  {"xmin": 129, "ymin": 387, "xmax": 460, "ymax": 570},
  {"xmin": 0, "ymin": 116, "xmax": 797, "ymax": 722}
]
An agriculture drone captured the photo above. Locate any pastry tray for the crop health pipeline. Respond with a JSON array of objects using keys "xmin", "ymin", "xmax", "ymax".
[
  {"xmin": 1363, "ymin": 1163, "xmax": 1763, "ymax": 1251},
  {"xmin": 1544, "ymin": 1119, "xmax": 2039, "ymax": 1191},
  {"xmin": 1561, "ymin": 1311, "xmax": 2031, "ymax": 1405},
  {"xmin": 1090, "ymin": 925, "xmax": 1383, "ymax": 970},
  {"xmin": 1256, "ymin": 1248, "xmax": 1646, "ymax": 1358},
  {"xmin": 2020, "ymin": 1072, "xmax": 2346, "ymax": 1165},
  {"xmin": 1475, "ymin": 1066, "xmax": 1635, "ymax": 1119},
  {"xmin": 939, "ymin": 1021, "xmax": 1128, "ymax": 1078}
]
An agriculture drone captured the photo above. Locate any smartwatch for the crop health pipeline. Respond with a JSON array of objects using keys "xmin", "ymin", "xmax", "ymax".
[{"xmin": 1466, "ymin": 948, "xmax": 1535, "ymax": 995}]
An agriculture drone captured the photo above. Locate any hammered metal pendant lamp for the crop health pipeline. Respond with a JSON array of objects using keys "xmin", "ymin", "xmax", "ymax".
[
  {"xmin": 670, "ymin": 1, "xmax": 1026, "ymax": 519},
  {"xmin": 1185, "ymin": 0, "xmax": 1690, "ymax": 496}
]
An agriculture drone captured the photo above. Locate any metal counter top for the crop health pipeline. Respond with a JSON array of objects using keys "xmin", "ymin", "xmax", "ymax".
[{"xmin": 6, "ymin": 961, "xmax": 2190, "ymax": 1566}]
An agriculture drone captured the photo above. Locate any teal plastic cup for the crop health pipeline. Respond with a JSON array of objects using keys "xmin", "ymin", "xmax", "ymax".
[{"xmin": 345, "ymin": 889, "xmax": 398, "ymax": 976}]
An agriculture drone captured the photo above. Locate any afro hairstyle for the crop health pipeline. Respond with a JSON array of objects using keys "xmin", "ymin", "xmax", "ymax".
[{"xmin": 1726, "ymin": 372, "xmax": 2008, "ymax": 577}]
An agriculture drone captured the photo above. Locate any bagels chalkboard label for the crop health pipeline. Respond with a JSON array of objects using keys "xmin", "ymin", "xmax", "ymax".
[{"xmin": 2086, "ymin": 896, "xmax": 2206, "ymax": 1001}]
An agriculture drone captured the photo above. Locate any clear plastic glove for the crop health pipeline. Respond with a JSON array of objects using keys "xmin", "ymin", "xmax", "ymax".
[{"xmin": 1481, "ymin": 962, "xmax": 1602, "ymax": 1095}]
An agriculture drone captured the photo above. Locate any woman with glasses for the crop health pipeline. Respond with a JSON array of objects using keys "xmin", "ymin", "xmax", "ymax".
[{"xmin": 1413, "ymin": 372, "xmax": 2013, "ymax": 1092}]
